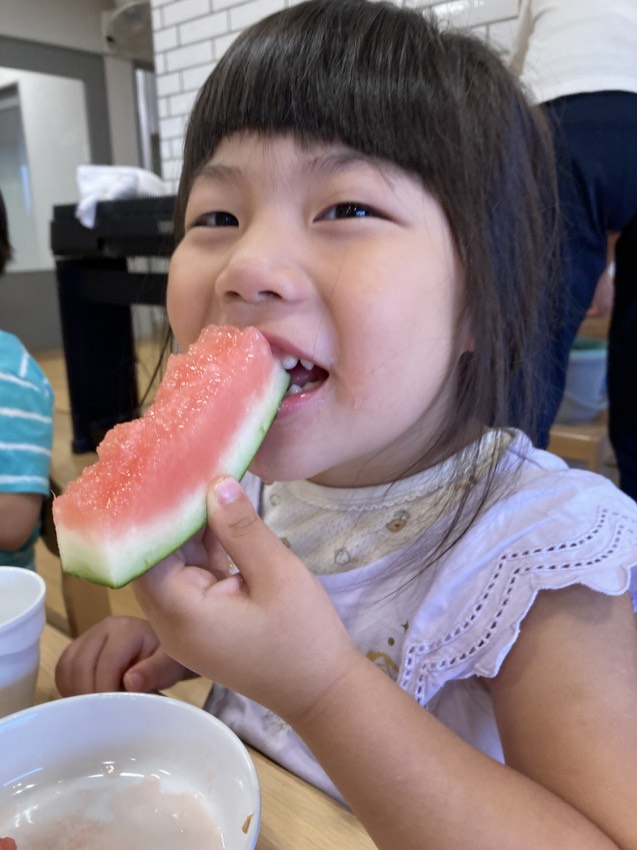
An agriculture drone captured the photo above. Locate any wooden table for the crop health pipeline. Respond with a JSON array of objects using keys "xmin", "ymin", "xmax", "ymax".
[{"xmin": 36, "ymin": 623, "xmax": 375, "ymax": 850}]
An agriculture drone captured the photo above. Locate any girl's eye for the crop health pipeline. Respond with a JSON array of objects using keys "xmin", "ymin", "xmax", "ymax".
[
  {"xmin": 318, "ymin": 202, "xmax": 379, "ymax": 221},
  {"xmin": 190, "ymin": 211, "xmax": 238, "ymax": 228}
]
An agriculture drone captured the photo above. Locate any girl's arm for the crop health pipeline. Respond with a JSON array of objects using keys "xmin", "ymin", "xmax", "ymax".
[
  {"xmin": 490, "ymin": 583, "xmax": 637, "ymax": 850},
  {"xmin": 0, "ymin": 491, "xmax": 43, "ymax": 551},
  {"xmin": 293, "ymin": 587, "xmax": 637, "ymax": 850},
  {"xmin": 134, "ymin": 477, "xmax": 637, "ymax": 850}
]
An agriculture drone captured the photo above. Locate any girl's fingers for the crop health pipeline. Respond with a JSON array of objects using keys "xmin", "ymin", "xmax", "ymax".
[
  {"xmin": 135, "ymin": 484, "xmax": 263, "ymax": 629},
  {"xmin": 123, "ymin": 650, "xmax": 187, "ymax": 693},
  {"xmin": 202, "ymin": 524, "xmax": 236, "ymax": 581},
  {"xmin": 206, "ymin": 476, "xmax": 292, "ymax": 588},
  {"xmin": 138, "ymin": 477, "xmax": 287, "ymax": 618},
  {"xmin": 134, "ymin": 553, "xmax": 216, "ymax": 623}
]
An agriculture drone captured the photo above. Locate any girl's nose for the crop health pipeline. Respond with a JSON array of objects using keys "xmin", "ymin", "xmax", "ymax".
[{"xmin": 215, "ymin": 223, "xmax": 307, "ymax": 306}]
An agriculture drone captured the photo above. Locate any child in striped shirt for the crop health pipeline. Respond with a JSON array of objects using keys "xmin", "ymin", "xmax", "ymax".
[{"xmin": 0, "ymin": 190, "xmax": 54, "ymax": 569}]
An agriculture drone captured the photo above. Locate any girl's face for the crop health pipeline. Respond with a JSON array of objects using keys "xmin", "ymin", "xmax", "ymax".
[{"xmin": 168, "ymin": 133, "xmax": 466, "ymax": 487}]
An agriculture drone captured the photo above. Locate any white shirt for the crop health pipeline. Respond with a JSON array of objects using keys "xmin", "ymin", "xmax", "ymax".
[
  {"xmin": 206, "ymin": 433, "xmax": 637, "ymax": 802},
  {"xmin": 511, "ymin": 0, "xmax": 637, "ymax": 103}
]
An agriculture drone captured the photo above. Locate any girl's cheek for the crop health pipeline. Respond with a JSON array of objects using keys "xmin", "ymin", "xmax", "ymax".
[
  {"xmin": 166, "ymin": 281, "xmax": 185, "ymax": 342},
  {"xmin": 167, "ymin": 262, "xmax": 209, "ymax": 347}
]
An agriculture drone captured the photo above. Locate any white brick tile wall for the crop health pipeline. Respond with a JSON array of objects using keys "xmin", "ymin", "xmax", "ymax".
[
  {"xmin": 181, "ymin": 63, "xmax": 215, "ymax": 91},
  {"xmin": 179, "ymin": 9, "xmax": 229, "ymax": 44},
  {"xmin": 162, "ymin": 158, "xmax": 185, "ymax": 182},
  {"xmin": 152, "ymin": 0, "xmax": 523, "ymax": 189},
  {"xmin": 165, "ymin": 38, "xmax": 214, "ymax": 72},
  {"xmin": 171, "ymin": 138, "xmax": 185, "ymax": 158},
  {"xmin": 214, "ymin": 31, "xmax": 239, "ymax": 56},
  {"xmin": 169, "ymin": 89, "xmax": 199, "ymax": 116},
  {"xmin": 159, "ymin": 114, "xmax": 186, "ymax": 139},
  {"xmin": 156, "ymin": 71, "xmax": 181, "ymax": 97},
  {"xmin": 213, "ymin": 0, "xmax": 248, "ymax": 9},
  {"xmin": 418, "ymin": 0, "xmax": 518, "ymax": 28},
  {"xmin": 153, "ymin": 25, "xmax": 178, "ymax": 52},
  {"xmin": 162, "ymin": 0, "xmax": 211, "ymax": 27},
  {"xmin": 230, "ymin": 0, "xmax": 286, "ymax": 30}
]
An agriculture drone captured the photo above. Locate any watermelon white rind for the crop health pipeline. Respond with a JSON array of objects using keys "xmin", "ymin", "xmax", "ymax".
[{"xmin": 53, "ymin": 326, "xmax": 289, "ymax": 589}]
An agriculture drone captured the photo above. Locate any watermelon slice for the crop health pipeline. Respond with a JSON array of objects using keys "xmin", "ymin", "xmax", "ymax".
[{"xmin": 53, "ymin": 325, "xmax": 289, "ymax": 588}]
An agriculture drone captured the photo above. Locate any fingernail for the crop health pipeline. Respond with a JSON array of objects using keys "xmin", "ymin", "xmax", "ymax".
[{"xmin": 213, "ymin": 476, "xmax": 241, "ymax": 505}]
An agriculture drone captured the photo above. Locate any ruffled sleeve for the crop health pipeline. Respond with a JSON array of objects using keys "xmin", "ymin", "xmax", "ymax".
[{"xmin": 398, "ymin": 464, "xmax": 637, "ymax": 707}]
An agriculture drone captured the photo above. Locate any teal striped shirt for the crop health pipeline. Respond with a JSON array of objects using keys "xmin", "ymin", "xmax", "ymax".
[{"xmin": 0, "ymin": 331, "xmax": 54, "ymax": 569}]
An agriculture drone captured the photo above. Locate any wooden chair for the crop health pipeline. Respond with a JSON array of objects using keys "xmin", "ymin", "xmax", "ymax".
[
  {"xmin": 547, "ymin": 315, "xmax": 611, "ymax": 474},
  {"xmin": 548, "ymin": 414, "xmax": 609, "ymax": 473}
]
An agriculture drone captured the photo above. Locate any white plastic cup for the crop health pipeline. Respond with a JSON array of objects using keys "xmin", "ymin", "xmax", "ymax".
[{"xmin": 0, "ymin": 567, "xmax": 46, "ymax": 719}]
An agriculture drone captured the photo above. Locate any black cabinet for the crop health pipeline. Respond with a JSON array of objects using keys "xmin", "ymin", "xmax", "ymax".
[{"xmin": 51, "ymin": 197, "xmax": 175, "ymax": 452}]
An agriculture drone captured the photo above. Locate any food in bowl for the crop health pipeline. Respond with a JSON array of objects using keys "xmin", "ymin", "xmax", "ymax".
[
  {"xmin": 0, "ymin": 692, "xmax": 260, "ymax": 850},
  {"xmin": 2, "ymin": 774, "xmax": 223, "ymax": 849}
]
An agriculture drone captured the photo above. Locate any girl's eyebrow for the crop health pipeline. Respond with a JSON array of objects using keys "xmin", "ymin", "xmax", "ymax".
[
  {"xmin": 193, "ymin": 150, "xmax": 384, "ymax": 185},
  {"xmin": 193, "ymin": 162, "xmax": 242, "ymax": 185},
  {"xmin": 307, "ymin": 150, "xmax": 382, "ymax": 178},
  {"xmin": 308, "ymin": 151, "xmax": 399, "ymax": 194}
]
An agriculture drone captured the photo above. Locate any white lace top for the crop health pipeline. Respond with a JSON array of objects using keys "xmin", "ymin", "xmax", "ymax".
[{"xmin": 205, "ymin": 432, "xmax": 637, "ymax": 802}]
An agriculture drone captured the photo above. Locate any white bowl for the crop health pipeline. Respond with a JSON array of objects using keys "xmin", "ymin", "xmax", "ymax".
[{"xmin": 0, "ymin": 692, "xmax": 260, "ymax": 849}]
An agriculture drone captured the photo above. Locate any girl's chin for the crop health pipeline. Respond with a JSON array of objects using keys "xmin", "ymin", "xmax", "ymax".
[
  {"xmin": 248, "ymin": 456, "xmax": 304, "ymax": 485},
  {"xmin": 248, "ymin": 444, "xmax": 327, "ymax": 485}
]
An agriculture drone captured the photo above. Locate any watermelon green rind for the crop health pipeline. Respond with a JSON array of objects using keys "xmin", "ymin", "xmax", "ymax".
[
  {"xmin": 53, "ymin": 327, "xmax": 289, "ymax": 589},
  {"xmin": 58, "ymin": 369, "xmax": 287, "ymax": 588}
]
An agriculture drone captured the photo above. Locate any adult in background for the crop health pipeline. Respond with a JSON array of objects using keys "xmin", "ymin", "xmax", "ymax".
[
  {"xmin": 511, "ymin": 0, "xmax": 637, "ymax": 499},
  {"xmin": 0, "ymin": 190, "xmax": 54, "ymax": 569}
]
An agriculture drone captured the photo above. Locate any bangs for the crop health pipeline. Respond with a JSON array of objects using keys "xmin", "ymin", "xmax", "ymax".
[{"xmin": 178, "ymin": 0, "xmax": 450, "ymax": 214}]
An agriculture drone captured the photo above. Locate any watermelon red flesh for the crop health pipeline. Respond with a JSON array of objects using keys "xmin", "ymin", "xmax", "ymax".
[{"xmin": 53, "ymin": 325, "xmax": 289, "ymax": 588}]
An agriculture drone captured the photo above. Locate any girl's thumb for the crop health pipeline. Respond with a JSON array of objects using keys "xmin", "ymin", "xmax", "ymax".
[
  {"xmin": 123, "ymin": 652, "xmax": 185, "ymax": 693},
  {"xmin": 207, "ymin": 476, "xmax": 283, "ymax": 584}
]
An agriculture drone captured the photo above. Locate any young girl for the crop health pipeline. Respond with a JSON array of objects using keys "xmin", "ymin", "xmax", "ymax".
[{"xmin": 56, "ymin": 2, "xmax": 637, "ymax": 847}]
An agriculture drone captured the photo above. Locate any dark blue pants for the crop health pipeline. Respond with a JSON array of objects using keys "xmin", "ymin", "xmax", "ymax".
[{"xmin": 538, "ymin": 91, "xmax": 637, "ymax": 500}]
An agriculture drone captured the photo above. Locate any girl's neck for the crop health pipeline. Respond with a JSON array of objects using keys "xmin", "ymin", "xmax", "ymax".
[{"xmin": 308, "ymin": 420, "xmax": 487, "ymax": 490}]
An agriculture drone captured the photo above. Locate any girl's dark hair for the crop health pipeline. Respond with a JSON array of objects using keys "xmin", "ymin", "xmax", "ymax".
[
  {"xmin": 0, "ymin": 190, "xmax": 13, "ymax": 275},
  {"xmin": 176, "ymin": 0, "xmax": 560, "ymax": 464}
]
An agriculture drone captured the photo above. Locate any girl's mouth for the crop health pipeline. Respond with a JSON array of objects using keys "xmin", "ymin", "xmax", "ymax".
[{"xmin": 281, "ymin": 355, "xmax": 329, "ymax": 397}]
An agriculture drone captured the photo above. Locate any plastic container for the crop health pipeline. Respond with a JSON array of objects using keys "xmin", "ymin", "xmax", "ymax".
[
  {"xmin": 555, "ymin": 337, "xmax": 608, "ymax": 424},
  {"xmin": 0, "ymin": 567, "xmax": 46, "ymax": 718}
]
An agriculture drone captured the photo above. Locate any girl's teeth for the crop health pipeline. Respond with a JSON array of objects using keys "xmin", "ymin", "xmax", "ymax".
[
  {"xmin": 281, "ymin": 355, "xmax": 298, "ymax": 370},
  {"xmin": 281, "ymin": 355, "xmax": 317, "ymax": 371},
  {"xmin": 284, "ymin": 380, "xmax": 321, "ymax": 398}
]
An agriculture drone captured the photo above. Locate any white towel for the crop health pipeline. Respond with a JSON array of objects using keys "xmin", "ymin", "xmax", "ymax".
[{"xmin": 75, "ymin": 165, "xmax": 168, "ymax": 228}]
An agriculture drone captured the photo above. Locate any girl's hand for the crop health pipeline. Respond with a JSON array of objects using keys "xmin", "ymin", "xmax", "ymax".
[
  {"xmin": 134, "ymin": 477, "xmax": 360, "ymax": 723},
  {"xmin": 54, "ymin": 615, "xmax": 191, "ymax": 696}
]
